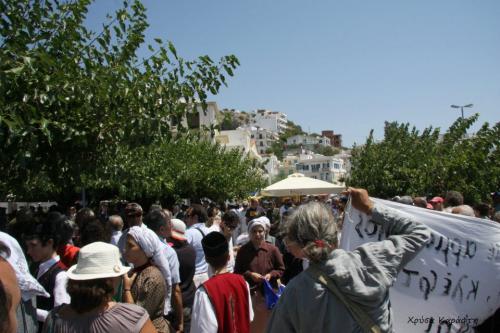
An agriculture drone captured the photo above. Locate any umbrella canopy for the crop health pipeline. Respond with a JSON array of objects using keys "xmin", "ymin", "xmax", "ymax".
[{"xmin": 261, "ymin": 173, "xmax": 345, "ymax": 197}]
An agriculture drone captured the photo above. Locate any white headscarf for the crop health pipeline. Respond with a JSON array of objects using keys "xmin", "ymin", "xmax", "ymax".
[
  {"xmin": 0, "ymin": 232, "xmax": 49, "ymax": 301},
  {"xmin": 248, "ymin": 216, "xmax": 270, "ymax": 232},
  {"xmin": 127, "ymin": 226, "xmax": 171, "ymax": 315}
]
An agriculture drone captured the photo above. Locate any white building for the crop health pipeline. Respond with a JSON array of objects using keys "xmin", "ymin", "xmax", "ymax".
[
  {"xmin": 334, "ymin": 150, "xmax": 352, "ymax": 174},
  {"xmin": 242, "ymin": 126, "xmax": 280, "ymax": 155},
  {"xmin": 171, "ymin": 101, "xmax": 220, "ymax": 142},
  {"xmin": 215, "ymin": 129, "xmax": 262, "ymax": 160},
  {"xmin": 262, "ymin": 155, "xmax": 280, "ymax": 183},
  {"xmin": 295, "ymin": 154, "xmax": 346, "ymax": 183},
  {"xmin": 286, "ymin": 134, "xmax": 331, "ymax": 147},
  {"xmin": 250, "ymin": 109, "xmax": 287, "ymax": 134},
  {"xmin": 279, "ymin": 154, "xmax": 300, "ymax": 177}
]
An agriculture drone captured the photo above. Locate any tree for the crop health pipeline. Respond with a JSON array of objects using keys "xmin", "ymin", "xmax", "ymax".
[
  {"xmin": 0, "ymin": 0, "xmax": 262, "ymax": 204},
  {"xmin": 280, "ymin": 120, "xmax": 304, "ymax": 143},
  {"xmin": 315, "ymin": 145, "xmax": 340, "ymax": 156},
  {"xmin": 88, "ymin": 138, "xmax": 266, "ymax": 203},
  {"xmin": 348, "ymin": 114, "xmax": 500, "ymax": 204}
]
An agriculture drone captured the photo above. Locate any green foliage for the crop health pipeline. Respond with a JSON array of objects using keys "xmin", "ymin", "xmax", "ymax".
[
  {"xmin": 314, "ymin": 145, "xmax": 340, "ymax": 156},
  {"xmin": 348, "ymin": 114, "xmax": 500, "ymax": 204},
  {"xmin": 219, "ymin": 111, "xmax": 239, "ymax": 130},
  {"xmin": 86, "ymin": 139, "xmax": 266, "ymax": 202},
  {"xmin": 0, "ymin": 0, "xmax": 262, "ymax": 203},
  {"xmin": 266, "ymin": 141, "xmax": 285, "ymax": 160},
  {"xmin": 280, "ymin": 120, "xmax": 304, "ymax": 142}
]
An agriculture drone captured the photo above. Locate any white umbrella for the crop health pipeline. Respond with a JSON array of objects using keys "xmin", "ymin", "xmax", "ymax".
[{"xmin": 261, "ymin": 173, "xmax": 346, "ymax": 197}]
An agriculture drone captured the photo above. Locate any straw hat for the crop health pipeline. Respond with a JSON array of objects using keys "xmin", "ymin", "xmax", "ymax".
[
  {"xmin": 67, "ymin": 242, "xmax": 130, "ymax": 280},
  {"xmin": 170, "ymin": 219, "xmax": 187, "ymax": 241}
]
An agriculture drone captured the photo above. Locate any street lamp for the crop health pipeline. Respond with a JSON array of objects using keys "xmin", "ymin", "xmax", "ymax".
[{"xmin": 450, "ymin": 104, "xmax": 473, "ymax": 119}]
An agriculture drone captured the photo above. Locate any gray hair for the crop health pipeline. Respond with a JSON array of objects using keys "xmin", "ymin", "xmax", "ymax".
[
  {"xmin": 286, "ymin": 202, "xmax": 337, "ymax": 263},
  {"xmin": 108, "ymin": 215, "xmax": 124, "ymax": 231}
]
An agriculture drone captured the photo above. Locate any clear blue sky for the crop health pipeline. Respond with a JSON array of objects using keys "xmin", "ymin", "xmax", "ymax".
[{"xmin": 87, "ymin": 0, "xmax": 500, "ymax": 147}]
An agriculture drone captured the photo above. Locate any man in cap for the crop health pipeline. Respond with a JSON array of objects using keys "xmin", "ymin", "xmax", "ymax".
[
  {"xmin": 245, "ymin": 198, "xmax": 265, "ymax": 224},
  {"xmin": 191, "ymin": 232, "xmax": 253, "ymax": 333},
  {"xmin": 429, "ymin": 196, "xmax": 444, "ymax": 211}
]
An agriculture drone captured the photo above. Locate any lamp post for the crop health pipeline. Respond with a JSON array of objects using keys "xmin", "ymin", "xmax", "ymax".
[{"xmin": 450, "ymin": 104, "xmax": 473, "ymax": 119}]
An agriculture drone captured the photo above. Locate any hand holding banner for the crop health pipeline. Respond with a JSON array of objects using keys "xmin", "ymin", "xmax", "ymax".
[{"xmin": 340, "ymin": 199, "xmax": 500, "ymax": 333}]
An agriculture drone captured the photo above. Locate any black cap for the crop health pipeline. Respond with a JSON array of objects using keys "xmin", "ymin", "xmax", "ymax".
[{"xmin": 202, "ymin": 232, "xmax": 228, "ymax": 258}]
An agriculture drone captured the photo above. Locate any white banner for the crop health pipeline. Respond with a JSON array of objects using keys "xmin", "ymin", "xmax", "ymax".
[{"xmin": 340, "ymin": 199, "xmax": 500, "ymax": 333}]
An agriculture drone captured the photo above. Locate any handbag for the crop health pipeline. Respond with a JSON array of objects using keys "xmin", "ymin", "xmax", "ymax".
[
  {"xmin": 263, "ymin": 279, "xmax": 286, "ymax": 309},
  {"xmin": 307, "ymin": 265, "xmax": 382, "ymax": 333}
]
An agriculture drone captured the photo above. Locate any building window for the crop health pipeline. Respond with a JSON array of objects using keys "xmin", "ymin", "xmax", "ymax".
[
  {"xmin": 311, "ymin": 164, "xmax": 320, "ymax": 172},
  {"xmin": 251, "ymin": 134, "xmax": 254, "ymax": 138},
  {"xmin": 259, "ymin": 134, "xmax": 263, "ymax": 139},
  {"xmin": 260, "ymin": 142, "xmax": 264, "ymax": 146},
  {"xmin": 334, "ymin": 163, "xmax": 340, "ymax": 169},
  {"xmin": 260, "ymin": 149, "xmax": 264, "ymax": 154}
]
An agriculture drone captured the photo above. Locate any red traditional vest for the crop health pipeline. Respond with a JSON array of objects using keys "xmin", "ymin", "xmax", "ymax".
[{"xmin": 203, "ymin": 273, "xmax": 250, "ymax": 333}]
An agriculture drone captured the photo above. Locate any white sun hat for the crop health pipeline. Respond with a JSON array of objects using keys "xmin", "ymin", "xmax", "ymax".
[{"xmin": 67, "ymin": 242, "xmax": 130, "ymax": 280}]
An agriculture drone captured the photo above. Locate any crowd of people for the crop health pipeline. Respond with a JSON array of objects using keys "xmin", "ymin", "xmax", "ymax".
[{"xmin": 0, "ymin": 189, "xmax": 498, "ymax": 333}]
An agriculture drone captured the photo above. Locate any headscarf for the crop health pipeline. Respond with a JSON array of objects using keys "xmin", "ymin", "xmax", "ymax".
[
  {"xmin": 127, "ymin": 226, "xmax": 171, "ymax": 315},
  {"xmin": 248, "ymin": 216, "xmax": 270, "ymax": 232},
  {"xmin": 0, "ymin": 232, "xmax": 49, "ymax": 300}
]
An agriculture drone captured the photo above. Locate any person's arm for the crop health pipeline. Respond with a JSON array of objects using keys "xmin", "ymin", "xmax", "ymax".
[
  {"xmin": 122, "ymin": 272, "xmax": 137, "ymax": 304},
  {"xmin": 349, "ymin": 188, "xmax": 431, "ymax": 282},
  {"xmin": 38, "ymin": 271, "xmax": 71, "ymax": 322},
  {"xmin": 53, "ymin": 271, "xmax": 70, "ymax": 307},
  {"xmin": 234, "ymin": 246, "xmax": 263, "ymax": 283},
  {"xmin": 267, "ymin": 246, "xmax": 285, "ymax": 279},
  {"xmin": 171, "ymin": 284, "xmax": 184, "ymax": 333},
  {"xmin": 190, "ymin": 287, "xmax": 218, "ymax": 333},
  {"xmin": 233, "ymin": 245, "xmax": 246, "ymax": 275},
  {"xmin": 37, "ymin": 309, "xmax": 49, "ymax": 322},
  {"xmin": 139, "ymin": 318, "xmax": 158, "ymax": 333}
]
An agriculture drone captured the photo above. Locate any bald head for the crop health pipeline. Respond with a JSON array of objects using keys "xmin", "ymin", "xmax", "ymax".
[
  {"xmin": 108, "ymin": 215, "xmax": 123, "ymax": 232},
  {"xmin": 451, "ymin": 205, "xmax": 475, "ymax": 217}
]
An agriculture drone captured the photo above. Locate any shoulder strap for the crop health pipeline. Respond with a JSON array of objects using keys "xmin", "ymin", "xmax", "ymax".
[
  {"xmin": 194, "ymin": 227, "xmax": 206, "ymax": 238},
  {"xmin": 307, "ymin": 265, "xmax": 382, "ymax": 333}
]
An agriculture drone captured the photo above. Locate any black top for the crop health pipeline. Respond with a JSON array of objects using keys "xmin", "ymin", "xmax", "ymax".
[
  {"xmin": 245, "ymin": 207, "xmax": 265, "ymax": 223},
  {"xmin": 37, "ymin": 261, "xmax": 64, "ymax": 312},
  {"xmin": 172, "ymin": 240, "xmax": 196, "ymax": 308}
]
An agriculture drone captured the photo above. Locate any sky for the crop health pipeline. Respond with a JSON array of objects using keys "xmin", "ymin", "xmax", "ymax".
[{"xmin": 87, "ymin": 0, "xmax": 500, "ymax": 147}]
